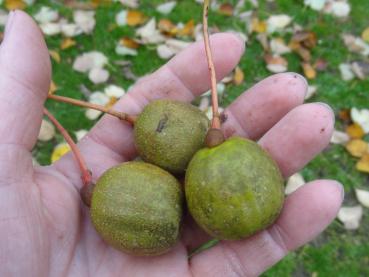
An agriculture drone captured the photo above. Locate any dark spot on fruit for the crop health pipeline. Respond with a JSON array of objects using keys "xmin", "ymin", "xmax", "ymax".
[
  {"xmin": 220, "ymin": 112, "xmax": 228, "ymax": 123},
  {"xmin": 156, "ymin": 114, "xmax": 169, "ymax": 133}
]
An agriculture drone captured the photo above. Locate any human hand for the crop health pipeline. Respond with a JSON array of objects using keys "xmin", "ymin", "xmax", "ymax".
[{"xmin": 0, "ymin": 11, "xmax": 343, "ymax": 277}]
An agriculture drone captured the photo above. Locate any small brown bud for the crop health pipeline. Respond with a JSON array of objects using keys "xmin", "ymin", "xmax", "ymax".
[
  {"xmin": 80, "ymin": 183, "xmax": 95, "ymax": 207},
  {"xmin": 205, "ymin": 128, "xmax": 225, "ymax": 148}
]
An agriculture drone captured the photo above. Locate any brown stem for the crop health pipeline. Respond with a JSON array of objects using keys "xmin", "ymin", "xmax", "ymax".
[
  {"xmin": 48, "ymin": 94, "xmax": 137, "ymax": 125},
  {"xmin": 43, "ymin": 108, "xmax": 92, "ymax": 187},
  {"xmin": 203, "ymin": 0, "xmax": 220, "ymax": 130}
]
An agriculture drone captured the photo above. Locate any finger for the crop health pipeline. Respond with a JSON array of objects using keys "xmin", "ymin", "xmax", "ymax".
[
  {"xmin": 0, "ymin": 11, "xmax": 51, "ymax": 149},
  {"xmin": 258, "ymin": 103, "xmax": 335, "ymax": 178},
  {"xmin": 190, "ymin": 180, "xmax": 343, "ymax": 277},
  {"xmin": 53, "ymin": 33, "xmax": 245, "ymax": 189},
  {"xmin": 221, "ymin": 73, "xmax": 307, "ymax": 139}
]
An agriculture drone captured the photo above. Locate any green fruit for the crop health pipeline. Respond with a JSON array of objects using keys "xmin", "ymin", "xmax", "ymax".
[
  {"xmin": 90, "ymin": 162, "xmax": 183, "ymax": 256},
  {"xmin": 185, "ymin": 137, "xmax": 284, "ymax": 240},
  {"xmin": 134, "ymin": 99, "xmax": 210, "ymax": 174}
]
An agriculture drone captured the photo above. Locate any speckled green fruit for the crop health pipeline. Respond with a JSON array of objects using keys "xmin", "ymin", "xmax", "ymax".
[
  {"xmin": 90, "ymin": 162, "xmax": 183, "ymax": 256},
  {"xmin": 185, "ymin": 137, "xmax": 284, "ymax": 240},
  {"xmin": 134, "ymin": 99, "xmax": 210, "ymax": 174}
]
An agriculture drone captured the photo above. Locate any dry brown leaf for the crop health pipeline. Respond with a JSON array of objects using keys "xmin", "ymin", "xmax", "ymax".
[
  {"xmin": 60, "ymin": 38, "xmax": 76, "ymax": 50},
  {"xmin": 49, "ymin": 50, "xmax": 61, "ymax": 63},
  {"xmin": 219, "ymin": 3, "xmax": 234, "ymax": 16},
  {"xmin": 49, "ymin": 81, "xmax": 58, "ymax": 95},
  {"xmin": 158, "ymin": 19, "xmax": 177, "ymax": 35},
  {"xmin": 233, "ymin": 66, "xmax": 244, "ymax": 85},
  {"xmin": 356, "ymin": 154, "xmax": 369, "ymax": 173},
  {"xmin": 302, "ymin": 62, "xmax": 316, "ymax": 79},
  {"xmin": 346, "ymin": 139, "xmax": 369, "ymax": 158},
  {"xmin": 264, "ymin": 54, "xmax": 288, "ymax": 73},
  {"xmin": 120, "ymin": 37, "xmax": 140, "ymax": 49},
  {"xmin": 292, "ymin": 31, "xmax": 317, "ymax": 49},
  {"xmin": 346, "ymin": 123, "xmax": 365, "ymax": 139},
  {"xmin": 362, "ymin": 27, "xmax": 369, "ymax": 43},
  {"xmin": 339, "ymin": 109, "xmax": 351, "ymax": 122},
  {"xmin": 178, "ymin": 20, "xmax": 195, "ymax": 37},
  {"xmin": 251, "ymin": 17, "xmax": 267, "ymax": 33},
  {"xmin": 126, "ymin": 10, "xmax": 147, "ymax": 27},
  {"xmin": 5, "ymin": 0, "xmax": 26, "ymax": 10}
]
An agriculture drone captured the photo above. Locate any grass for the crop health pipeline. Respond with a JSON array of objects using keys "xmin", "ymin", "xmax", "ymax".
[{"xmin": 3, "ymin": 0, "xmax": 369, "ymax": 275}]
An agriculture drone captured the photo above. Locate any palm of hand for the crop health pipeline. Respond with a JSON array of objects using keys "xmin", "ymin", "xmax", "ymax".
[{"xmin": 0, "ymin": 11, "xmax": 343, "ymax": 277}]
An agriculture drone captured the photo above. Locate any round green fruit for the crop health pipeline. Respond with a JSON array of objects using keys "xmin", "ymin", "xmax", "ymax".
[
  {"xmin": 185, "ymin": 137, "xmax": 285, "ymax": 240},
  {"xmin": 90, "ymin": 162, "xmax": 183, "ymax": 256},
  {"xmin": 134, "ymin": 99, "xmax": 210, "ymax": 174}
]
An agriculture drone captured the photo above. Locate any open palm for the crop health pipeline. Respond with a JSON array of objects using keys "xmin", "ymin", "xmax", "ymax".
[{"xmin": 0, "ymin": 11, "xmax": 343, "ymax": 277}]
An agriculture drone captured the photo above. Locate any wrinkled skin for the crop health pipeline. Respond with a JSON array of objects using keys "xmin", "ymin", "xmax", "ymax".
[{"xmin": 0, "ymin": 11, "xmax": 343, "ymax": 277}]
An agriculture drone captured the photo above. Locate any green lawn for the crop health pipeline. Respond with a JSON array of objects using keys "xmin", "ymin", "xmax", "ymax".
[{"xmin": 5, "ymin": 0, "xmax": 369, "ymax": 275}]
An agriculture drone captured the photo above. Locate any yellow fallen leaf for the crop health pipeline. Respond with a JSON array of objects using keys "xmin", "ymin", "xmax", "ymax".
[
  {"xmin": 158, "ymin": 19, "xmax": 178, "ymax": 35},
  {"xmin": 346, "ymin": 123, "xmax": 365, "ymax": 139},
  {"xmin": 60, "ymin": 38, "xmax": 76, "ymax": 50},
  {"xmin": 49, "ymin": 50, "xmax": 61, "ymax": 63},
  {"xmin": 120, "ymin": 37, "xmax": 140, "ymax": 49},
  {"xmin": 219, "ymin": 3, "xmax": 234, "ymax": 16},
  {"xmin": 51, "ymin": 143, "xmax": 71, "ymax": 163},
  {"xmin": 233, "ymin": 66, "xmax": 244, "ymax": 85},
  {"xmin": 251, "ymin": 18, "xmax": 267, "ymax": 33},
  {"xmin": 127, "ymin": 10, "xmax": 147, "ymax": 27},
  {"xmin": 302, "ymin": 62, "xmax": 316, "ymax": 79},
  {"xmin": 49, "ymin": 81, "xmax": 58, "ymax": 95},
  {"xmin": 346, "ymin": 139, "xmax": 369, "ymax": 158},
  {"xmin": 5, "ymin": 0, "xmax": 26, "ymax": 10},
  {"xmin": 356, "ymin": 154, "xmax": 369, "ymax": 173},
  {"xmin": 362, "ymin": 27, "xmax": 369, "ymax": 43},
  {"xmin": 178, "ymin": 20, "xmax": 195, "ymax": 37}
]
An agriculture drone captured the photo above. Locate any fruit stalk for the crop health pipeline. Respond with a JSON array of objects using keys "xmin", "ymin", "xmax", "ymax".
[
  {"xmin": 203, "ymin": 0, "xmax": 220, "ymax": 130},
  {"xmin": 43, "ymin": 108, "xmax": 92, "ymax": 187},
  {"xmin": 48, "ymin": 94, "xmax": 137, "ymax": 125}
]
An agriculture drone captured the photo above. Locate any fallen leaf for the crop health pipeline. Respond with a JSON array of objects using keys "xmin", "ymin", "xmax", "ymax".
[
  {"xmin": 355, "ymin": 188, "xmax": 369, "ymax": 208},
  {"xmin": 61, "ymin": 23, "xmax": 81, "ymax": 37},
  {"xmin": 75, "ymin": 129, "xmax": 88, "ymax": 142},
  {"xmin": 339, "ymin": 63, "xmax": 355, "ymax": 81},
  {"xmin": 337, "ymin": 206, "xmax": 363, "ymax": 230},
  {"xmin": 49, "ymin": 81, "xmax": 57, "ymax": 95},
  {"xmin": 285, "ymin": 172, "xmax": 305, "ymax": 195},
  {"xmin": 292, "ymin": 31, "xmax": 317, "ymax": 49},
  {"xmin": 38, "ymin": 119, "xmax": 55, "ymax": 142},
  {"xmin": 5, "ymin": 0, "xmax": 26, "ymax": 10},
  {"xmin": 136, "ymin": 18, "xmax": 166, "ymax": 44},
  {"xmin": 119, "ymin": 0, "xmax": 139, "ymax": 8},
  {"xmin": 85, "ymin": 92, "xmax": 110, "ymax": 120},
  {"xmin": 115, "ymin": 44, "xmax": 138, "ymax": 56},
  {"xmin": 74, "ymin": 10, "xmax": 95, "ymax": 34},
  {"xmin": 302, "ymin": 62, "xmax": 316, "ymax": 79},
  {"xmin": 73, "ymin": 51, "xmax": 108, "ymax": 73},
  {"xmin": 329, "ymin": 1, "xmax": 351, "ymax": 18},
  {"xmin": 34, "ymin": 6, "xmax": 59, "ymax": 23},
  {"xmin": 126, "ymin": 10, "xmax": 147, "ymax": 27},
  {"xmin": 330, "ymin": 130, "xmax": 350, "ymax": 145},
  {"xmin": 233, "ymin": 66, "xmax": 244, "ymax": 85},
  {"xmin": 346, "ymin": 123, "xmax": 365, "ymax": 139},
  {"xmin": 270, "ymin": 38, "xmax": 291, "ymax": 55},
  {"xmin": 40, "ymin": 22, "xmax": 61, "ymax": 36},
  {"xmin": 104, "ymin": 85, "xmax": 125, "ymax": 98},
  {"xmin": 356, "ymin": 154, "xmax": 369, "ymax": 173},
  {"xmin": 157, "ymin": 39, "xmax": 190, "ymax": 60},
  {"xmin": 362, "ymin": 27, "xmax": 369, "ymax": 43},
  {"xmin": 345, "ymin": 139, "xmax": 368, "ymax": 158},
  {"xmin": 219, "ymin": 3, "xmax": 234, "ymax": 16},
  {"xmin": 49, "ymin": 50, "xmax": 61, "ymax": 63},
  {"xmin": 116, "ymin": 10, "xmax": 127, "ymax": 26},
  {"xmin": 158, "ymin": 19, "xmax": 177, "ymax": 35},
  {"xmin": 342, "ymin": 34, "xmax": 369, "ymax": 57},
  {"xmin": 351, "ymin": 61, "xmax": 369, "ymax": 80},
  {"xmin": 120, "ymin": 37, "xmax": 140, "ymax": 49},
  {"xmin": 256, "ymin": 33, "xmax": 269, "ymax": 51},
  {"xmin": 156, "ymin": 1, "xmax": 177, "ymax": 15},
  {"xmin": 266, "ymin": 14, "xmax": 292, "ymax": 34},
  {"xmin": 88, "ymin": 67, "xmax": 110, "ymax": 84},
  {"xmin": 251, "ymin": 17, "xmax": 267, "ymax": 33},
  {"xmin": 264, "ymin": 54, "xmax": 288, "ymax": 73},
  {"xmin": 177, "ymin": 20, "xmax": 195, "ymax": 37},
  {"xmin": 305, "ymin": 85, "xmax": 317, "ymax": 100},
  {"xmin": 304, "ymin": 0, "xmax": 326, "ymax": 11},
  {"xmin": 51, "ymin": 143, "xmax": 71, "ymax": 163},
  {"xmin": 339, "ymin": 109, "xmax": 351, "ymax": 122},
  {"xmin": 60, "ymin": 38, "xmax": 76, "ymax": 50},
  {"xmin": 351, "ymin": 108, "xmax": 369, "ymax": 133}
]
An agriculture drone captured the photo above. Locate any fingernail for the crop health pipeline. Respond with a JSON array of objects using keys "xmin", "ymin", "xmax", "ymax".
[
  {"xmin": 4, "ymin": 11, "xmax": 16, "ymax": 36},
  {"xmin": 316, "ymin": 102, "xmax": 335, "ymax": 122}
]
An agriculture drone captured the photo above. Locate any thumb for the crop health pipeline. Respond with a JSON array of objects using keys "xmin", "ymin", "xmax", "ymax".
[{"xmin": 0, "ymin": 10, "xmax": 51, "ymax": 150}]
